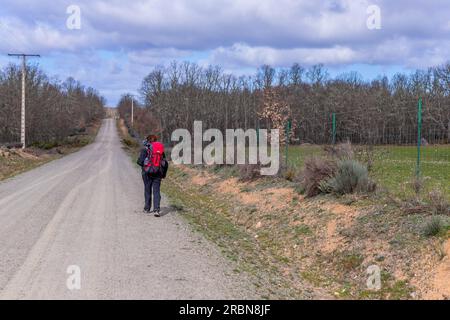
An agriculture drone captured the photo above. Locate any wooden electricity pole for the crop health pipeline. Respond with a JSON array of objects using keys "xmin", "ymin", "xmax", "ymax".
[
  {"xmin": 131, "ymin": 97, "xmax": 134, "ymax": 128},
  {"xmin": 7, "ymin": 53, "xmax": 41, "ymax": 149}
]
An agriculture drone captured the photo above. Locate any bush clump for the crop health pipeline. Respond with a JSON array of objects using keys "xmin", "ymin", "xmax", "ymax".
[
  {"xmin": 278, "ymin": 164, "xmax": 298, "ymax": 181},
  {"xmin": 300, "ymin": 157, "xmax": 337, "ymax": 197},
  {"xmin": 322, "ymin": 160, "xmax": 376, "ymax": 195},
  {"xmin": 428, "ymin": 189, "xmax": 450, "ymax": 215},
  {"xmin": 422, "ymin": 216, "xmax": 445, "ymax": 237},
  {"xmin": 66, "ymin": 136, "xmax": 90, "ymax": 148},
  {"xmin": 299, "ymin": 142, "xmax": 376, "ymax": 197},
  {"xmin": 238, "ymin": 163, "xmax": 261, "ymax": 181},
  {"xmin": 122, "ymin": 138, "xmax": 139, "ymax": 148},
  {"xmin": 32, "ymin": 141, "xmax": 60, "ymax": 150},
  {"xmin": 324, "ymin": 141, "xmax": 354, "ymax": 160}
]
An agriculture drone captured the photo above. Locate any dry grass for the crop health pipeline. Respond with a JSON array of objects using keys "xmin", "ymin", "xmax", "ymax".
[
  {"xmin": 0, "ymin": 121, "xmax": 101, "ymax": 181},
  {"xmin": 164, "ymin": 164, "xmax": 449, "ymax": 299}
]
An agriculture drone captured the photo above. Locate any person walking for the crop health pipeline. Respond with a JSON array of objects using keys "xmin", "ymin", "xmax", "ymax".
[{"xmin": 137, "ymin": 134, "xmax": 169, "ymax": 217}]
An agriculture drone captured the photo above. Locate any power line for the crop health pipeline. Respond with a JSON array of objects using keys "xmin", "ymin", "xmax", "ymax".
[{"xmin": 7, "ymin": 53, "xmax": 41, "ymax": 149}]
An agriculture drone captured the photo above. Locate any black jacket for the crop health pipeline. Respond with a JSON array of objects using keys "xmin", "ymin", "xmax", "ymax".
[{"xmin": 137, "ymin": 147, "xmax": 169, "ymax": 179}]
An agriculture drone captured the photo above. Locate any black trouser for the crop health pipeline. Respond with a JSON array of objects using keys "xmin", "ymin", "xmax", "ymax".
[{"xmin": 142, "ymin": 173, "xmax": 161, "ymax": 211}]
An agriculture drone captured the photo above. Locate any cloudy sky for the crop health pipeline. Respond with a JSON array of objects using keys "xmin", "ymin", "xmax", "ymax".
[{"xmin": 1, "ymin": 0, "xmax": 449, "ymax": 105}]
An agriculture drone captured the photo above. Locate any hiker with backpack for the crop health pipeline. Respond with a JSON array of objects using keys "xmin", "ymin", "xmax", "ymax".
[{"xmin": 137, "ymin": 134, "xmax": 169, "ymax": 217}]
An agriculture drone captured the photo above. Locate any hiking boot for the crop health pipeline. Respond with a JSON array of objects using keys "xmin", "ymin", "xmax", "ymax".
[{"xmin": 153, "ymin": 210, "xmax": 161, "ymax": 217}]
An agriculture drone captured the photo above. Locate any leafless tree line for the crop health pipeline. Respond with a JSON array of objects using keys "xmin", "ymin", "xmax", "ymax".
[
  {"xmin": 0, "ymin": 64, "xmax": 105, "ymax": 145},
  {"xmin": 117, "ymin": 94, "xmax": 160, "ymax": 141},
  {"xmin": 122, "ymin": 61, "xmax": 449, "ymax": 145}
]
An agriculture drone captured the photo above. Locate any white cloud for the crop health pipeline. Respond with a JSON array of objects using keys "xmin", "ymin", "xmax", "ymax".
[
  {"xmin": 1, "ymin": 0, "xmax": 449, "ymax": 104},
  {"xmin": 128, "ymin": 48, "xmax": 193, "ymax": 66},
  {"xmin": 205, "ymin": 43, "xmax": 357, "ymax": 68}
]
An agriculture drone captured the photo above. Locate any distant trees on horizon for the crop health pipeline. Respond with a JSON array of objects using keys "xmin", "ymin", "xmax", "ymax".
[
  {"xmin": 0, "ymin": 64, "xmax": 105, "ymax": 146},
  {"xmin": 124, "ymin": 61, "xmax": 450, "ymax": 145}
]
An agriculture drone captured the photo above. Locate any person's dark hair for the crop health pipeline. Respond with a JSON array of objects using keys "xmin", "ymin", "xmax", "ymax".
[{"xmin": 146, "ymin": 135, "xmax": 158, "ymax": 142}]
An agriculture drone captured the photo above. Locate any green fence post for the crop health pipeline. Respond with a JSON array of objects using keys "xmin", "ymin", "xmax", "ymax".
[
  {"xmin": 416, "ymin": 97, "xmax": 423, "ymax": 177},
  {"xmin": 332, "ymin": 113, "xmax": 336, "ymax": 145},
  {"xmin": 256, "ymin": 126, "xmax": 259, "ymax": 146},
  {"xmin": 285, "ymin": 120, "xmax": 291, "ymax": 168}
]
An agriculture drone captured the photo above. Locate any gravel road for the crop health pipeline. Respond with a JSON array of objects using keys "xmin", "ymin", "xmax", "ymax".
[{"xmin": 0, "ymin": 119, "xmax": 255, "ymax": 299}]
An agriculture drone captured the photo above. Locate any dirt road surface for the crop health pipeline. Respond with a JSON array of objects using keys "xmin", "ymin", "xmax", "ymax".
[{"xmin": 0, "ymin": 119, "xmax": 255, "ymax": 299}]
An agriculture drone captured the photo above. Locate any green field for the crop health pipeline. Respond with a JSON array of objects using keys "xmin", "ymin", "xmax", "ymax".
[{"xmin": 285, "ymin": 144, "xmax": 450, "ymax": 200}]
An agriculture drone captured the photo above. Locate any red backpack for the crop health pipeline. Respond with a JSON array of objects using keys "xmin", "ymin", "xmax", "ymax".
[{"xmin": 144, "ymin": 142, "xmax": 164, "ymax": 174}]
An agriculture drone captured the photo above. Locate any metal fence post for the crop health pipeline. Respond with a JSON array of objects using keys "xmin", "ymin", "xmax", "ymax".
[
  {"xmin": 416, "ymin": 97, "xmax": 423, "ymax": 177},
  {"xmin": 332, "ymin": 113, "xmax": 336, "ymax": 145},
  {"xmin": 256, "ymin": 126, "xmax": 259, "ymax": 146},
  {"xmin": 285, "ymin": 119, "xmax": 291, "ymax": 168}
]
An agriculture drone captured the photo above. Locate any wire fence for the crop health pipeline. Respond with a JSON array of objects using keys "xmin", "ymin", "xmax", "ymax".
[{"xmin": 284, "ymin": 98, "xmax": 450, "ymax": 198}]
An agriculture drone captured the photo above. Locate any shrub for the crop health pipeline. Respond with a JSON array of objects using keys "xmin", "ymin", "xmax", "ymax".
[
  {"xmin": 122, "ymin": 138, "xmax": 139, "ymax": 148},
  {"xmin": 411, "ymin": 176, "xmax": 425, "ymax": 196},
  {"xmin": 238, "ymin": 163, "xmax": 261, "ymax": 181},
  {"xmin": 401, "ymin": 198, "xmax": 430, "ymax": 215},
  {"xmin": 77, "ymin": 127, "xmax": 87, "ymax": 134},
  {"xmin": 32, "ymin": 141, "xmax": 60, "ymax": 150},
  {"xmin": 280, "ymin": 166, "xmax": 298, "ymax": 181},
  {"xmin": 428, "ymin": 189, "xmax": 450, "ymax": 215},
  {"xmin": 324, "ymin": 141, "xmax": 354, "ymax": 160},
  {"xmin": 354, "ymin": 145, "xmax": 377, "ymax": 172},
  {"xmin": 338, "ymin": 252, "xmax": 364, "ymax": 271},
  {"xmin": 324, "ymin": 160, "xmax": 375, "ymax": 195},
  {"xmin": 300, "ymin": 157, "xmax": 337, "ymax": 197},
  {"xmin": 66, "ymin": 136, "xmax": 90, "ymax": 148},
  {"xmin": 294, "ymin": 184, "xmax": 305, "ymax": 195},
  {"xmin": 423, "ymin": 216, "xmax": 444, "ymax": 237}
]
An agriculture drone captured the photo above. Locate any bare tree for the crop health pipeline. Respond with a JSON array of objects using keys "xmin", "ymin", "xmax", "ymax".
[
  {"xmin": 0, "ymin": 64, "xmax": 105, "ymax": 145},
  {"xmin": 127, "ymin": 61, "xmax": 450, "ymax": 146}
]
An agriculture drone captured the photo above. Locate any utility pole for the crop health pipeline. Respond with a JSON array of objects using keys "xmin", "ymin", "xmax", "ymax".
[
  {"xmin": 8, "ymin": 53, "xmax": 40, "ymax": 149},
  {"xmin": 131, "ymin": 96, "xmax": 134, "ymax": 128}
]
